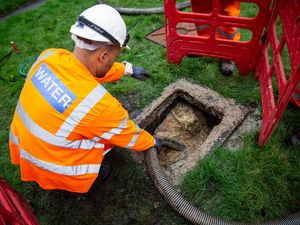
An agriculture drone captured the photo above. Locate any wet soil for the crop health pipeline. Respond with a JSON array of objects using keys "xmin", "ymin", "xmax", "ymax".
[{"xmin": 155, "ymin": 100, "xmax": 220, "ymax": 183}]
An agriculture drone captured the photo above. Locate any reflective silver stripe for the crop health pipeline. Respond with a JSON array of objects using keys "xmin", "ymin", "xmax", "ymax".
[
  {"xmin": 17, "ymin": 102, "xmax": 104, "ymax": 150},
  {"xmin": 126, "ymin": 124, "xmax": 141, "ymax": 148},
  {"xmin": 93, "ymin": 136, "xmax": 101, "ymax": 142},
  {"xmin": 56, "ymin": 84, "xmax": 107, "ymax": 138},
  {"xmin": 100, "ymin": 117, "xmax": 128, "ymax": 140},
  {"xmin": 37, "ymin": 50, "xmax": 57, "ymax": 62},
  {"xmin": 27, "ymin": 50, "xmax": 57, "ymax": 76},
  {"xmin": 195, "ymin": 24, "xmax": 210, "ymax": 30},
  {"xmin": 92, "ymin": 137, "xmax": 107, "ymax": 148},
  {"xmin": 216, "ymin": 27, "xmax": 240, "ymax": 39},
  {"xmin": 94, "ymin": 143, "xmax": 105, "ymax": 148},
  {"xmin": 20, "ymin": 148, "xmax": 100, "ymax": 176},
  {"xmin": 9, "ymin": 129, "xmax": 19, "ymax": 145},
  {"xmin": 103, "ymin": 147, "xmax": 112, "ymax": 156}
]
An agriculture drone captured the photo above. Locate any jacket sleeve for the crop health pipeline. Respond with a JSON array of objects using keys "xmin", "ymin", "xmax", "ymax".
[
  {"xmin": 95, "ymin": 62, "xmax": 126, "ymax": 83},
  {"xmin": 85, "ymin": 94, "xmax": 156, "ymax": 151}
]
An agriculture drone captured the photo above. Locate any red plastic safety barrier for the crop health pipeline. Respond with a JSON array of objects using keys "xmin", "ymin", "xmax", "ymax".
[
  {"xmin": 164, "ymin": 0, "xmax": 274, "ymax": 75},
  {"xmin": 0, "ymin": 177, "xmax": 39, "ymax": 225},
  {"xmin": 164, "ymin": 0, "xmax": 300, "ymax": 146},
  {"xmin": 256, "ymin": 0, "xmax": 300, "ymax": 146}
]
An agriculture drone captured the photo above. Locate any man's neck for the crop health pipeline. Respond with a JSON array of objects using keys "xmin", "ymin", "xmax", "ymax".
[{"xmin": 73, "ymin": 48, "xmax": 95, "ymax": 76}]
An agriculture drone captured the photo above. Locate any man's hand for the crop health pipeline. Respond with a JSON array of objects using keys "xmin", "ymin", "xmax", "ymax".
[
  {"xmin": 123, "ymin": 61, "xmax": 151, "ymax": 81},
  {"xmin": 132, "ymin": 66, "xmax": 151, "ymax": 81}
]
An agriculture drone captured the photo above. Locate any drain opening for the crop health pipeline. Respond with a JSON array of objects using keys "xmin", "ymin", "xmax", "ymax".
[{"xmin": 154, "ymin": 98, "xmax": 221, "ymax": 181}]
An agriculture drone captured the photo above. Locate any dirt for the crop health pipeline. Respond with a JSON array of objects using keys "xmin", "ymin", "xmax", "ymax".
[
  {"xmin": 155, "ymin": 100, "xmax": 212, "ymax": 148},
  {"xmin": 154, "ymin": 100, "xmax": 217, "ymax": 182}
]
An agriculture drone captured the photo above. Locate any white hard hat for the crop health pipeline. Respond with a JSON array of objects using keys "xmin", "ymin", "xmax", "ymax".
[{"xmin": 70, "ymin": 4, "xmax": 130, "ymax": 49}]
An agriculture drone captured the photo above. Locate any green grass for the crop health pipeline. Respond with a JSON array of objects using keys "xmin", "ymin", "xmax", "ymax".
[
  {"xmin": 181, "ymin": 130, "xmax": 300, "ymax": 222},
  {"xmin": 0, "ymin": 1, "xmax": 299, "ymax": 224},
  {"xmin": 0, "ymin": 0, "xmax": 37, "ymax": 16}
]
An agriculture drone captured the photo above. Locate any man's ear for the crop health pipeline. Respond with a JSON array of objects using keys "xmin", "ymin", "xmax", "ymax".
[{"xmin": 98, "ymin": 49, "xmax": 109, "ymax": 63}]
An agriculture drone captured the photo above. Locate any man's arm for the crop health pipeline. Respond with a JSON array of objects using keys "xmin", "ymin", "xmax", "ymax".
[
  {"xmin": 84, "ymin": 93, "xmax": 155, "ymax": 151},
  {"xmin": 95, "ymin": 62, "xmax": 151, "ymax": 83},
  {"xmin": 95, "ymin": 62, "xmax": 126, "ymax": 83}
]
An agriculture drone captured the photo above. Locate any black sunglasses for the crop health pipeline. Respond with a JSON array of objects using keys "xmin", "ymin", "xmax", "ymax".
[{"xmin": 77, "ymin": 16, "xmax": 130, "ymax": 47}]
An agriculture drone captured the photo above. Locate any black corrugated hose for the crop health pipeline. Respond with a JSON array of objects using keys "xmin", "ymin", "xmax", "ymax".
[
  {"xmin": 145, "ymin": 147, "xmax": 300, "ymax": 225},
  {"xmin": 96, "ymin": 0, "xmax": 191, "ymax": 15}
]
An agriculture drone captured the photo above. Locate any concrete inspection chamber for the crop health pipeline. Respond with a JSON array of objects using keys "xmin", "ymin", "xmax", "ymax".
[{"xmin": 136, "ymin": 79, "xmax": 251, "ymax": 185}]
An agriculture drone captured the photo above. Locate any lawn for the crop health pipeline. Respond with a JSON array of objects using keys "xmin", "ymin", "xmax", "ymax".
[{"xmin": 0, "ymin": 0, "xmax": 299, "ymax": 224}]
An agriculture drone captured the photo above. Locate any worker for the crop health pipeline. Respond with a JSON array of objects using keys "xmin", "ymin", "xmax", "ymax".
[
  {"xmin": 8, "ymin": 4, "xmax": 160, "ymax": 193},
  {"xmin": 190, "ymin": 0, "xmax": 241, "ymax": 76}
]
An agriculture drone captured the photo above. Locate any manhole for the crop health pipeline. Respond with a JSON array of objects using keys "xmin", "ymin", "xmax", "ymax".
[
  {"xmin": 135, "ymin": 79, "xmax": 250, "ymax": 185},
  {"xmin": 145, "ymin": 23, "xmax": 197, "ymax": 47}
]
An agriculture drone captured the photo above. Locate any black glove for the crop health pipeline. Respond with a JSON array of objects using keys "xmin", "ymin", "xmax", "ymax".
[{"xmin": 131, "ymin": 66, "xmax": 151, "ymax": 81}]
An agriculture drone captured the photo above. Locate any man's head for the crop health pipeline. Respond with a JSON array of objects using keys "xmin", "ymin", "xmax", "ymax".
[{"xmin": 70, "ymin": 4, "xmax": 129, "ymax": 77}]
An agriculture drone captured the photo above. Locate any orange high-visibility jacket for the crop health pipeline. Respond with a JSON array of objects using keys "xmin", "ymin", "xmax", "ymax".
[
  {"xmin": 9, "ymin": 48, "xmax": 155, "ymax": 193},
  {"xmin": 191, "ymin": 0, "xmax": 241, "ymax": 40}
]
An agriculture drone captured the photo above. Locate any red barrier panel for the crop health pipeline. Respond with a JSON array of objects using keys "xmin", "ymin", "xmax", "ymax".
[
  {"xmin": 0, "ymin": 177, "xmax": 39, "ymax": 225},
  {"xmin": 164, "ymin": 0, "xmax": 274, "ymax": 75},
  {"xmin": 164, "ymin": 0, "xmax": 300, "ymax": 145},
  {"xmin": 256, "ymin": 0, "xmax": 300, "ymax": 146}
]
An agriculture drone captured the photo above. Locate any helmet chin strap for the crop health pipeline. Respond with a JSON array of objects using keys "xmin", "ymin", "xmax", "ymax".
[{"xmin": 71, "ymin": 34, "xmax": 104, "ymax": 51}]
